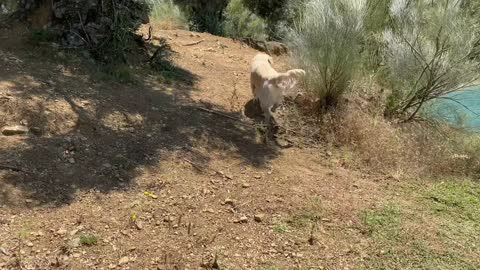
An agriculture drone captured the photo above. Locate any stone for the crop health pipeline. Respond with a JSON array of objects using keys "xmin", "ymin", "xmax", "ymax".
[
  {"xmin": 118, "ymin": 256, "xmax": 130, "ymax": 265},
  {"xmin": 1, "ymin": 125, "xmax": 29, "ymax": 136},
  {"xmin": 254, "ymin": 214, "xmax": 265, "ymax": 223}
]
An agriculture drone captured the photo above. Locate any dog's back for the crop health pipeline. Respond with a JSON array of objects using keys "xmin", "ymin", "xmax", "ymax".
[{"xmin": 250, "ymin": 53, "xmax": 278, "ymax": 97}]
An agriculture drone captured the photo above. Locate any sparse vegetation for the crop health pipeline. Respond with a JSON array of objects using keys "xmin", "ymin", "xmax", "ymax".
[
  {"xmin": 149, "ymin": 0, "xmax": 189, "ymax": 30},
  {"xmin": 360, "ymin": 180, "xmax": 480, "ymax": 269},
  {"xmin": 79, "ymin": 234, "xmax": 99, "ymax": 246}
]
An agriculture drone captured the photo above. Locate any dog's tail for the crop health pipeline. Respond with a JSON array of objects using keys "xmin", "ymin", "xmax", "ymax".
[{"xmin": 269, "ymin": 69, "xmax": 306, "ymax": 92}]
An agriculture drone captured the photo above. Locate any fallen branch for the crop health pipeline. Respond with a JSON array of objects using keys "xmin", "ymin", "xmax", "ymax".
[
  {"xmin": 0, "ymin": 164, "xmax": 24, "ymax": 173},
  {"xmin": 182, "ymin": 39, "xmax": 205, "ymax": 46},
  {"xmin": 194, "ymin": 106, "xmax": 256, "ymax": 128},
  {"xmin": 182, "ymin": 157, "xmax": 232, "ymax": 180},
  {"xmin": 183, "ymin": 158, "xmax": 206, "ymax": 172}
]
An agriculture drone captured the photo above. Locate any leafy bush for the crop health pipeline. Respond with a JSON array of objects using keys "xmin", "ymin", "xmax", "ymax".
[
  {"xmin": 243, "ymin": 0, "xmax": 306, "ymax": 40},
  {"xmin": 223, "ymin": 0, "xmax": 267, "ymax": 40},
  {"xmin": 288, "ymin": 0, "xmax": 367, "ymax": 110},
  {"xmin": 382, "ymin": 0, "xmax": 480, "ymax": 120},
  {"xmin": 149, "ymin": 0, "xmax": 188, "ymax": 30},
  {"xmin": 173, "ymin": 0, "xmax": 229, "ymax": 35}
]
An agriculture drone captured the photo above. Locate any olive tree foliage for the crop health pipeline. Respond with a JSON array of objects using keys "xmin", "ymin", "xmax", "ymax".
[{"xmin": 382, "ymin": 0, "xmax": 480, "ymax": 120}]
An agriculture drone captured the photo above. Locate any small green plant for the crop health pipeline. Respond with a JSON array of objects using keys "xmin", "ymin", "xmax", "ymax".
[
  {"xmin": 79, "ymin": 234, "xmax": 98, "ymax": 246},
  {"xmin": 426, "ymin": 180, "xmax": 480, "ymax": 222},
  {"xmin": 288, "ymin": 197, "xmax": 322, "ymax": 228},
  {"xmin": 272, "ymin": 222, "xmax": 289, "ymax": 234},
  {"xmin": 149, "ymin": 0, "xmax": 189, "ymax": 30},
  {"xmin": 102, "ymin": 64, "xmax": 136, "ymax": 84},
  {"xmin": 361, "ymin": 203, "xmax": 402, "ymax": 236},
  {"xmin": 29, "ymin": 28, "xmax": 58, "ymax": 44}
]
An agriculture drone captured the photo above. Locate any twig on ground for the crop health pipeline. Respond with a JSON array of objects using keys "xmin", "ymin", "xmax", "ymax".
[
  {"xmin": 194, "ymin": 106, "xmax": 255, "ymax": 127},
  {"xmin": 182, "ymin": 39, "xmax": 205, "ymax": 46},
  {"xmin": 182, "ymin": 158, "xmax": 205, "ymax": 172},
  {"xmin": 0, "ymin": 164, "xmax": 24, "ymax": 173}
]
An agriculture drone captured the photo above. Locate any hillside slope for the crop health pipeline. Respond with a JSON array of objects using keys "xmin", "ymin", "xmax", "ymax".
[{"xmin": 0, "ymin": 25, "xmax": 479, "ymax": 270}]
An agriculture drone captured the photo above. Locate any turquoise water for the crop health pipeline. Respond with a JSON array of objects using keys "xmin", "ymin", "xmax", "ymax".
[{"xmin": 426, "ymin": 87, "xmax": 480, "ymax": 131}]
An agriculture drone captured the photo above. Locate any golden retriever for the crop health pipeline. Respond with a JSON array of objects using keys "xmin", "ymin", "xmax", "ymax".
[{"xmin": 250, "ymin": 53, "xmax": 305, "ymax": 123}]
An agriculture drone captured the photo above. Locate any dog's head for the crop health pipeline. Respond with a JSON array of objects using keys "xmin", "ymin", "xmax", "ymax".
[{"xmin": 254, "ymin": 53, "xmax": 274, "ymax": 66}]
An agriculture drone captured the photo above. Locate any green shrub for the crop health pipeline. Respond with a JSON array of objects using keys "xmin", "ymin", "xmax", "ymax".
[
  {"xmin": 288, "ymin": 0, "xmax": 367, "ymax": 110},
  {"xmin": 149, "ymin": 0, "xmax": 188, "ymax": 30},
  {"xmin": 223, "ymin": 0, "xmax": 267, "ymax": 40},
  {"xmin": 79, "ymin": 234, "xmax": 99, "ymax": 246},
  {"xmin": 382, "ymin": 0, "xmax": 480, "ymax": 120},
  {"xmin": 173, "ymin": 0, "xmax": 229, "ymax": 35}
]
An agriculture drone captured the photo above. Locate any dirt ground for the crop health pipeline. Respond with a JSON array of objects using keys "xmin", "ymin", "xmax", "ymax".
[{"xmin": 1, "ymin": 24, "xmax": 478, "ymax": 270}]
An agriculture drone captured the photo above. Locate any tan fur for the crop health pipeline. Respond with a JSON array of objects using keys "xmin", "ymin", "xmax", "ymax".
[{"xmin": 250, "ymin": 53, "xmax": 305, "ymax": 123}]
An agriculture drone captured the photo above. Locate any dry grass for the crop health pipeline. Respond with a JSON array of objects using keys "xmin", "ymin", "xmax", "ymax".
[{"xmin": 278, "ymin": 76, "xmax": 480, "ymax": 179}]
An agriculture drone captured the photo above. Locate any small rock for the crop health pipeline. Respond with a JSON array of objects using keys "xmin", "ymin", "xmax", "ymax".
[
  {"xmin": 72, "ymin": 253, "xmax": 81, "ymax": 258},
  {"xmin": 118, "ymin": 256, "xmax": 130, "ymax": 265},
  {"xmin": 253, "ymin": 175, "xmax": 262, "ymax": 179},
  {"xmin": 0, "ymin": 247, "xmax": 9, "ymax": 256},
  {"xmin": 108, "ymin": 264, "xmax": 117, "ymax": 269},
  {"xmin": 29, "ymin": 127, "xmax": 42, "ymax": 136},
  {"xmin": 326, "ymin": 151, "xmax": 333, "ymax": 157},
  {"xmin": 135, "ymin": 221, "xmax": 143, "ymax": 230},
  {"xmin": 68, "ymin": 158, "xmax": 75, "ymax": 164},
  {"xmin": 1, "ymin": 125, "xmax": 29, "ymax": 136},
  {"xmin": 224, "ymin": 198, "xmax": 235, "ymax": 206},
  {"xmin": 241, "ymin": 183, "xmax": 251, "ymax": 188},
  {"xmin": 70, "ymin": 238, "xmax": 81, "ymax": 248},
  {"xmin": 235, "ymin": 215, "xmax": 248, "ymax": 223},
  {"xmin": 26, "ymin": 242, "xmax": 34, "ymax": 247},
  {"xmin": 56, "ymin": 229, "xmax": 67, "ymax": 235},
  {"xmin": 254, "ymin": 214, "xmax": 265, "ymax": 223},
  {"xmin": 25, "ymin": 199, "xmax": 33, "ymax": 203}
]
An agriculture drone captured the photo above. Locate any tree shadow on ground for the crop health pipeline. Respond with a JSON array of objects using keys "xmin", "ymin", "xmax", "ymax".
[{"xmin": 0, "ymin": 32, "xmax": 280, "ymax": 207}]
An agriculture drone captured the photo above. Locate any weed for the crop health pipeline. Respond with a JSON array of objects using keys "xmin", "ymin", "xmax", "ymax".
[
  {"xmin": 149, "ymin": 0, "xmax": 189, "ymax": 30},
  {"xmin": 29, "ymin": 28, "xmax": 58, "ymax": 44},
  {"xmin": 288, "ymin": 197, "xmax": 322, "ymax": 228},
  {"xmin": 361, "ymin": 203, "xmax": 402, "ymax": 237},
  {"xmin": 257, "ymin": 262, "xmax": 280, "ymax": 270},
  {"xmin": 79, "ymin": 234, "xmax": 99, "ymax": 246},
  {"xmin": 272, "ymin": 223, "xmax": 289, "ymax": 234}
]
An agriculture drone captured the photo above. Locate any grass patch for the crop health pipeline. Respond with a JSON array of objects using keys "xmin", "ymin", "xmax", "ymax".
[
  {"xmin": 29, "ymin": 28, "xmax": 58, "ymax": 44},
  {"xmin": 426, "ymin": 180, "xmax": 480, "ymax": 222},
  {"xmin": 272, "ymin": 223, "xmax": 289, "ymax": 234},
  {"xmin": 79, "ymin": 234, "xmax": 99, "ymax": 246},
  {"xmin": 361, "ymin": 203, "xmax": 402, "ymax": 236},
  {"xmin": 287, "ymin": 196, "xmax": 322, "ymax": 228},
  {"xmin": 257, "ymin": 262, "xmax": 280, "ymax": 270},
  {"xmin": 360, "ymin": 181, "xmax": 480, "ymax": 269},
  {"xmin": 149, "ymin": 0, "xmax": 189, "ymax": 30}
]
